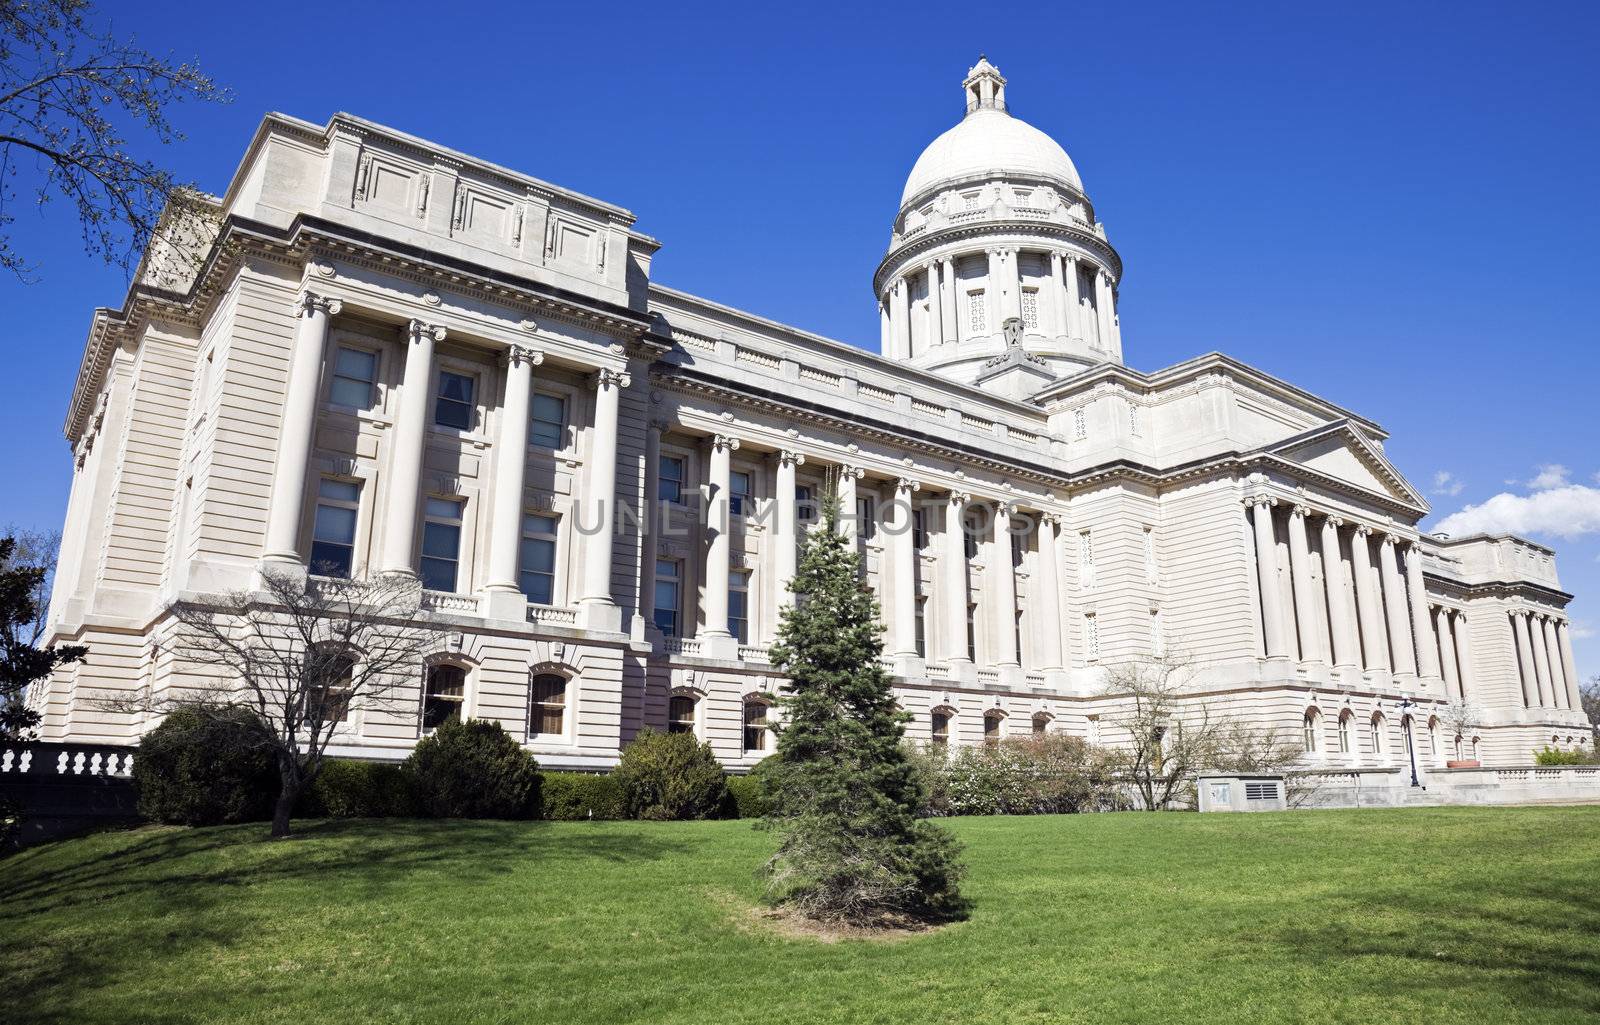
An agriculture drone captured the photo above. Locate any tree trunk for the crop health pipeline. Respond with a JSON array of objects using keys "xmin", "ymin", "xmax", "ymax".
[{"xmin": 271, "ymin": 762, "xmax": 300, "ymax": 839}]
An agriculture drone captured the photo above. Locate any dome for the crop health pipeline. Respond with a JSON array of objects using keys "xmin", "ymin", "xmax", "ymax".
[{"xmin": 900, "ymin": 106, "xmax": 1081, "ymax": 207}]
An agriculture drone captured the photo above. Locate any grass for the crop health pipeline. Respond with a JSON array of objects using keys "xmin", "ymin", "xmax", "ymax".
[{"xmin": 4, "ymin": 807, "xmax": 1599, "ymax": 1025}]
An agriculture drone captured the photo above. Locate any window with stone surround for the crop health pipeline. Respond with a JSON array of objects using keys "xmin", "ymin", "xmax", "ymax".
[
  {"xmin": 518, "ymin": 513, "xmax": 559, "ymax": 605},
  {"xmin": 729, "ymin": 569, "xmax": 750, "ymax": 643},
  {"xmin": 330, "ymin": 346, "xmax": 378, "ymax": 410},
  {"xmin": 653, "ymin": 559, "xmax": 681, "ymax": 637},
  {"xmin": 422, "ymin": 663, "xmax": 466, "ymax": 731},
  {"xmin": 434, "ymin": 370, "xmax": 476, "ymax": 431},
  {"xmin": 659, "ymin": 455, "xmax": 686, "ymax": 505},
  {"xmin": 311, "ymin": 478, "xmax": 360, "ymax": 579},
  {"xmin": 529, "ymin": 392, "xmax": 568, "ymax": 449},
  {"xmin": 931, "ymin": 707, "xmax": 952, "ymax": 746},
  {"xmin": 669, "ymin": 694, "xmax": 697, "ymax": 735},
  {"xmin": 529, "ymin": 674, "xmax": 566, "ymax": 737},
  {"xmin": 420, "ymin": 497, "xmax": 465, "ymax": 592},
  {"xmin": 967, "ymin": 290, "xmax": 987, "ymax": 335},
  {"xmin": 984, "ymin": 710, "xmax": 1004, "ymax": 747},
  {"xmin": 743, "ymin": 699, "xmax": 769, "ymax": 753}
]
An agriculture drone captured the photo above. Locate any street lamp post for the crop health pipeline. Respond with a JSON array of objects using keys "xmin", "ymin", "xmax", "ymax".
[{"xmin": 1400, "ymin": 697, "xmax": 1420, "ymax": 787}]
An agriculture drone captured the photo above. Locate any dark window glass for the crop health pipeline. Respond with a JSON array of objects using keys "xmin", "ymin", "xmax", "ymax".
[
  {"xmin": 420, "ymin": 498, "xmax": 464, "ymax": 592},
  {"xmin": 434, "ymin": 371, "xmax": 475, "ymax": 430},
  {"xmin": 668, "ymin": 695, "xmax": 695, "ymax": 734},
  {"xmin": 519, "ymin": 513, "xmax": 558, "ymax": 604},
  {"xmin": 529, "ymin": 674, "xmax": 565, "ymax": 736},
  {"xmin": 422, "ymin": 665, "xmax": 466, "ymax": 730},
  {"xmin": 743, "ymin": 702, "xmax": 768, "ymax": 752},
  {"xmin": 310, "ymin": 478, "xmax": 360, "ymax": 578},
  {"xmin": 330, "ymin": 347, "xmax": 377, "ymax": 409},
  {"xmin": 659, "ymin": 456, "xmax": 685, "ymax": 504},
  {"xmin": 530, "ymin": 393, "xmax": 566, "ymax": 449}
]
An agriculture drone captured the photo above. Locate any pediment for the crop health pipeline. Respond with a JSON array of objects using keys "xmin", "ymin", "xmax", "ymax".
[{"xmin": 1258, "ymin": 422, "xmax": 1427, "ymax": 510}]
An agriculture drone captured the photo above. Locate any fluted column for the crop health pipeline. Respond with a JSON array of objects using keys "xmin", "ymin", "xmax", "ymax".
[
  {"xmin": 1378, "ymin": 535, "xmax": 1417, "ymax": 678},
  {"xmin": 940, "ymin": 257, "xmax": 958, "ymax": 344},
  {"xmin": 1064, "ymin": 255, "xmax": 1082, "ymax": 340},
  {"xmin": 835, "ymin": 464, "xmax": 862, "ymax": 539},
  {"xmin": 1557, "ymin": 621, "xmax": 1582, "ymax": 711},
  {"xmin": 943, "ymin": 491, "xmax": 972, "ymax": 669},
  {"xmin": 892, "ymin": 278, "xmax": 912, "ymax": 360},
  {"xmin": 984, "ymin": 249, "xmax": 1003, "ymax": 338},
  {"xmin": 262, "ymin": 292, "xmax": 343, "ymax": 569},
  {"xmin": 1005, "ymin": 248, "xmax": 1024, "ymax": 325},
  {"xmin": 1048, "ymin": 253, "xmax": 1069, "ymax": 339},
  {"xmin": 1512, "ymin": 611, "xmax": 1538, "ymax": 707},
  {"xmin": 925, "ymin": 263, "xmax": 943, "ymax": 355},
  {"xmin": 577, "ymin": 367, "xmax": 628, "ymax": 625},
  {"xmin": 1529, "ymin": 612, "xmax": 1554, "ymax": 708},
  {"xmin": 888, "ymin": 477, "xmax": 921, "ymax": 659},
  {"xmin": 1541, "ymin": 616, "xmax": 1568, "ymax": 709},
  {"xmin": 1249, "ymin": 497, "xmax": 1289, "ymax": 660},
  {"xmin": 1093, "ymin": 270, "xmax": 1114, "ymax": 351},
  {"xmin": 703, "ymin": 433, "xmax": 739, "ymax": 642},
  {"xmin": 1349, "ymin": 527, "xmax": 1386, "ymax": 671},
  {"xmin": 1454, "ymin": 612, "xmax": 1475, "ymax": 699},
  {"xmin": 1286, "ymin": 505, "xmax": 1321, "ymax": 663},
  {"xmin": 1321, "ymin": 517, "xmax": 1359, "ymax": 669},
  {"xmin": 1435, "ymin": 606, "xmax": 1461, "ymax": 700},
  {"xmin": 991, "ymin": 502, "xmax": 1019, "ymax": 667},
  {"xmin": 1036, "ymin": 513, "xmax": 1064, "ymax": 670},
  {"xmin": 484, "ymin": 345, "xmax": 543, "ymax": 599},
  {"xmin": 1405, "ymin": 542, "xmax": 1441, "ymax": 680},
  {"xmin": 640, "ymin": 420, "xmax": 664, "ymax": 633},
  {"xmin": 379, "ymin": 319, "xmax": 447, "ymax": 577},
  {"xmin": 773, "ymin": 450, "xmax": 803, "ymax": 616}
]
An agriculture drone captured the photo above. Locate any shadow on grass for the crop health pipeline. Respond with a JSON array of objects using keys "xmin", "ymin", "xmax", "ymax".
[{"xmin": 0, "ymin": 818, "xmax": 697, "ymax": 1025}]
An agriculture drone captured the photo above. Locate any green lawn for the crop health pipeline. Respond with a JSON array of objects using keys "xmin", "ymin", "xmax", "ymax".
[{"xmin": 4, "ymin": 807, "xmax": 1598, "ymax": 1024}]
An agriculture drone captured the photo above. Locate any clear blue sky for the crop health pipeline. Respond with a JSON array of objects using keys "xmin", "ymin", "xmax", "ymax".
[{"xmin": 4, "ymin": 1, "xmax": 1597, "ymax": 677}]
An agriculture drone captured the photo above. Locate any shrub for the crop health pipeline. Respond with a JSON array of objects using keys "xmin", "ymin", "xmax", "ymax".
[
  {"xmin": 1534, "ymin": 745, "xmax": 1597, "ymax": 766},
  {"xmin": 540, "ymin": 772, "xmax": 626, "ymax": 820},
  {"xmin": 134, "ymin": 704, "xmax": 277, "ymax": 826},
  {"xmin": 724, "ymin": 774, "xmax": 769, "ymax": 819},
  {"xmin": 300, "ymin": 759, "xmax": 419, "ymax": 818},
  {"xmin": 613, "ymin": 728, "xmax": 728, "ymax": 820},
  {"xmin": 908, "ymin": 735, "xmax": 1124, "ymax": 817},
  {"xmin": 403, "ymin": 717, "xmax": 541, "ymax": 819}
]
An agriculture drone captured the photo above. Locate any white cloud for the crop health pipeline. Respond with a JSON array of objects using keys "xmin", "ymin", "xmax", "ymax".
[
  {"xmin": 1526, "ymin": 464, "xmax": 1571, "ymax": 491},
  {"xmin": 1430, "ymin": 471, "xmax": 1464, "ymax": 497},
  {"xmin": 1434, "ymin": 483, "xmax": 1600, "ymax": 541},
  {"xmin": 1572, "ymin": 622, "xmax": 1596, "ymax": 640}
]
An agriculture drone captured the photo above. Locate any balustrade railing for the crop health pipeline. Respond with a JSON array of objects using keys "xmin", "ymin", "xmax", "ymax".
[
  {"xmin": 0, "ymin": 741, "xmax": 135, "ymax": 779},
  {"xmin": 420, "ymin": 590, "xmax": 480, "ymax": 615},
  {"xmin": 526, "ymin": 603, "xmax": 579, "ymax": 627}
]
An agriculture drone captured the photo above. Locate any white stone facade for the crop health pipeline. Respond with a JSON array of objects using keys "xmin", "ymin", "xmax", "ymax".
[{"xmin": 36, "ymin": 61, "xmax": 1590, "ymax": 776}]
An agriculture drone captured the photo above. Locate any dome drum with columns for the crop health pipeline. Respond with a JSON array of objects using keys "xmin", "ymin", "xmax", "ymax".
[{"xmin": 876, "ymin": 59, "xmax": 1124, "ymax": 396}]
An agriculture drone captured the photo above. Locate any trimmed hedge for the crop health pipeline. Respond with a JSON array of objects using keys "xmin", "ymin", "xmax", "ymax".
[
  {"xmin": 540, "ymin": 772, "xmax": 626, "ymax": 820},
  {"xmin": 1533, "ymin": 745, "xmax": 1597, "ymax": 766},
  {"xmin": 403, "ymin": 718, "xmax": 542, "ymax": 819},
  {"xmin": 613, "ymin": 728, "xmax": 728, "ymax": 820},
  {"xmin": 301, "ymin": 759, "xmax": 420, "ymax": 818},
  {"xmin": 723, "ymin": 774, "xmax": 770, "ymax": 819},
  {"xmin": 134, "ymin": 704, "xmax": 277, "ymax": 826}
]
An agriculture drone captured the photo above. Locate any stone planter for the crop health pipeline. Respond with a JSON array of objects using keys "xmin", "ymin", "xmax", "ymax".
[{"xmin": 1446, "ymin": 759, "xmax": 1481, "ymax": 769}]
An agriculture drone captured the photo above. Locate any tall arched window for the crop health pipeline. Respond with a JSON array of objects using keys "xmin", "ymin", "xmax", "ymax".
[
  {"xmin": 931, "ymin": 708, "xmax": 952, "ymax": 747},
  {"xmin": 1338, "ymin": 711, "xmax": 1352, "ymax": 754},
  {"xmin": 1303, "ymin": 709, "xmax": 1320, "ymax": 754},
  {"xmin": 422, "ymin": 664, "xmax": 466, "ymax": 731},
  {"xmin": 743, "ymin": 699, "xmax": 770, "ymax": 753},
  {"xmin": 1453, "ymin": 734, "xmax": 1464, "ymax": 761},
  {"xmin": 1427, "ymin": 717, "xmax": 1439, "ymax": 758},
  {"xmin": 668, "ymin": 694, "xmax": 697, "ymax": 734},
  {"xmin": 529, "ymin": 674, "xmax": 566, "ymax": 738},
  {"xmin": 1369, "ymin": 713, "xmax": 1385, "ymax": 757}
]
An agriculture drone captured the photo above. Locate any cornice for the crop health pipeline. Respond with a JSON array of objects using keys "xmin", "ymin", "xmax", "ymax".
[{"xmin": 874, "ymin": 218, "xmax": 1123, "ymax": 294}]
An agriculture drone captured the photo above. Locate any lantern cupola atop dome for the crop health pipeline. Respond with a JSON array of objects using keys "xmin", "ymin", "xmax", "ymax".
[{"xmin": 875, "ymin": 58, "xmax": 1124, "ymax": 397}]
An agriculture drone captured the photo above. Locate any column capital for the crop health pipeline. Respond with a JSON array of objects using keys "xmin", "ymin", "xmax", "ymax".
[
  {"xmin": 408, "ymin": 319, "xmax": 447, "ymax": 344},
  {"xmin": 1354, "ymin": 524, "xmax": 1373, "ymax": 538},
  {"xmin": 711, "ymin": 434, "xmax": 741, "ymax": 453},
  {"xmin": 895, "ymin": 477, "xmax": 921, "ymax": 494},
  {"xmin": 1378, "ymin": 532, "xmax": 1399, "ymax": 549},
  {"xmin": 1243, "ymin": 493, "xmax": 1276, "ymax": 509},
  {"xmin": 837, "ymin": 464, "xmax": 865, "ymax": 481},
  {"xmin": 299, "ymin": 292, "xmax": 343, "ymax": 318},
  {"xmin": 503, "ymin": 344, "xmax": 544, "ymax": 369},
  {"xmin": 779, "ymin": 449, "xmax": 806, "ymax": 468},
  {"xmin": 1290, "ymin": 503, "xmax": 1312, "ymax": 519},
  {"xmin": 596, "ymin": 367, "xmax": 631, "ymax": 389},
  {"xmin": 1325, "ymin": 515, "xmax": 1345, "ymax": 528},
  {"xmin": 947, "ymin": 490, "xmax": 971, "ymax": 508}
]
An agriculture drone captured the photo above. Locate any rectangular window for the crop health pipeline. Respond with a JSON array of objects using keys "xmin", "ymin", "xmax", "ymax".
[
  {"xmin": 729, "ymin": 570, "xmax": 750, "ymax": 643},
  {"xmin": 743, "ymin": 701, "xmax": 768, "ymax": 753},
  {"xmin": 931, "ymin": 709, "xmax": 951, "ymax": 746},
  {"xmin": 967, "ymin": 602, "xmax": 978, "ymax": 662},
  {"xmin": 964, "ymin": 513, "xmax": 980, "ymax": 560},
  {"xmin": 984, "ymin": 714, "xmax": 1002, "ymax": 747},
  {"xmin": 668, "ymin": 695, "xmax": 696, "ymax": 734},
  {"xmin": 310, "ymin": 478, "xmax": 360, "ymax": 579},
  {"xmin": 529, "ymin": 392, "xmax": 567, "ymax": 449},
  {"xmin": 796, "ymin": 485, "xmax": 817, "ymax": 526},
  {"xmin": 653, "ymin": 559, "xmax": 681, "ymax": 636},
  {"xmin": 529, "ymin": 674, "xmax": 566, "ymax": 737},
  {"xmin": 915, "ymin": 597, "xmax": 927, "ymax": 657},
  {"xmin": 1021, "ymin": 288, "xmax": 1039, "ymax": 330},
  {"xmin": 856, "ymin": 496, "xmax": 877, "ymax": 541},
  {"xmin": 330, "ymin": 347, "xmax": 377, "ymax": 410},
  {"xmin": 420, "ymin": 497, "xmax": 465, "ymax": 592},
  {"xmin": 1079, "ymin": 530, "xmax": 1096, "ymax": 589},
  {"xmin": 434, "ymin": 371, "xmax": 475, "ymax": 431},
  {"xmin": 729, "ymin": 470, "xmax": 753, "ymax": 517},
  {"xmin": 659, "ymin": 455, "xmax": 686, "ymax": 505},
  {"xmin": 518, "ymin": 513, "xmax": 559, "ymax": 605},
  {"xmin": 913, "ymin": 509, "xmax": 928, "ymax": 550},
  {"xmin": 968, "ymin": 290, "xmax": 987, "ymax": 334}
]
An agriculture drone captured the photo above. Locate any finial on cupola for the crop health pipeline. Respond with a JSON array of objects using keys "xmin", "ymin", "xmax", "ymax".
[{"xmin": 963, "ymin": 56, "xmax": 1008, "ymax": 115}]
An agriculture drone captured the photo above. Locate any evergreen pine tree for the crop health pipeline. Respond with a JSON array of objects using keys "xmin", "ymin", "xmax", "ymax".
[{"xmin": 763, "ymin": 493, "xmax": 965, "ymax": 925}]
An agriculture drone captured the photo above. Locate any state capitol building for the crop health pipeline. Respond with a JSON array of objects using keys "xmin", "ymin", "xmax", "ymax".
[{"xmin": 36, "ymin": 60, "xmax": 1589, "ymax": 781}]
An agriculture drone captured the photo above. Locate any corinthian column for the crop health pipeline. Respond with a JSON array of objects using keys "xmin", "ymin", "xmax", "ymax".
[
  {"xmin": 1349, "ymin": 527, "xmax": 1387, "ymax": 671},
  {"xmin": 1405, "ymin": 542, "xmax": 1441, "ymax": 680},
  {"xmin": 1036, "ymin": 513, "xmax": 1065, "ymax": 671},
  {"xmin": 1064, "ymin": 255, "xmax": 1082, "ymax": 340},
  {"xmin": 991, "ymin": 502, "xmax": 1019, "ymax": 668},
  {"xmin": 1249, "ymin": 497, "xmax": 1289, "ymax": 660},
  {"xmin": 1435, "ymin": 606, "xmax": 1461, "ymax": 700},
  {"xmin": 1541, "ymin": 615, "xmax": 1568, "ymax": 709},
  {"xmin": 835, "ymin": 465, "xmax": 862, "ymax": 539},
  {"xmin": 577, "ymin": 367, "xmax": 628, "ymax": 627},
  {"xmin": 925, "ymin": 263, "xmax": 943, "ymax": 354},
  {"xmin": 1321, "ymin": 517, "xmax": 1359, "ymax": 669},
  {"xmin": 262, "ymin": 292, "xmax": 343, "ymax": 571},
  {"xmin": 1286, "ymin": 505, "xmax": 1321, "ymax": 663},
  {"xmin": 943, "ymin": 491, "xmax": 972, "ymax": 670},
  {"xmin": 773, "ymin": 450, "xmax": 803, "ymax": 616},
  {"xmin": 888, "ymin": 478, "xmax": 921, "ymax": 660},
  {"xmin": 892, "ymin": 278, "xmax": 912, "ymax": 360},
  {"xmin": 379, "ymin": 319, "xmax": 446, "ymax": 578},
  {"xmin": 1512, "ymin": 611, "xmax": 1538, "ymax": 707},
  {"xmin": 1454, "ymin": 612, "xmax": 1476, "ymax": 699},
  {"xmin": 984, "ymin": 249, "xmax": 1003, "ymax": 338},
  {"xmin": 1557, "ymin": 620, "xmax": 1582, "ymax": 710},
  {"xmin": 1529, "ymin": 612, "xmax": 1554, "ymax": 708},
  {"xmin": 1093, "ymin": 270, "xmax": 1114, "ymax": 351},
  {"xmin": 1048, "ymin": 253, "xmax": 1069, "ymax": 340},
  {"xmin": 1005, "ymin": 248, "xmax": 1024, "ymax": 325},
  {"xmin": 940, "ymin": 257, "xmax": 958, "ymax": 345},
  {"xmin": 484, "ymin": 346, "xmax": 543, "ymax": 611},
  {"xmin": 1378, "ymin": 535, "xmax": 1417, "ymax": 678},
  {"xmin": 702, "ymin": 433, "xmax": 739, "ymax": 644}
]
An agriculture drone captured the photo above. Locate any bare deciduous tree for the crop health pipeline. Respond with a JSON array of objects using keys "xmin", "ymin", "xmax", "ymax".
[
  {"xmin": 0, "ymin": 0, "xmax": 227, "ymax": 278},
  {"xmin": 1098, "ymin": 653, "xmax": 1231, "ymax": 811},
  {"xmin": 102, "ymin": 571, "xmax": 443, "ymax": 838},
  {"xmin": 1581, "ymin": 678, "xmax": 1599, "ymax": 742}
]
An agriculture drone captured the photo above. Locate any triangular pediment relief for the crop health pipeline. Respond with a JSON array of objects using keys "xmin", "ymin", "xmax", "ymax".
[{"xmin": 1258, "ymin": 422, "xmax": 1427, "ymax": 510}]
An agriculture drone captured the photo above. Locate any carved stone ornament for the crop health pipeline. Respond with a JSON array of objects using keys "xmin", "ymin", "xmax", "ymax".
[
  {"xmin": 779, "ymin": 450, "xmax": 806, "ymax": 467},
  {"xmin": 597, "ymin": 368, "xmax": 631, "ymax": 389},
  {"xmin": 506, "ymin": 345, "xmax": 545, "ymax": 369},
  {"xmin": 712, "ymin": 434, "xmax": 741, "ymax": 453},
  {"xmin": 299, "ymin": 292, "xmax": 343, "ymax": 318},
  {"xmin": 409, "ymin": 320, "xmax": 448, "ymax": 344}
]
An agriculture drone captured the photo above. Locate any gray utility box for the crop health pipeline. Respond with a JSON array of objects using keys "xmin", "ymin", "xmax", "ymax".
[{"xmin": 1196, "ymin": 773, "xmax": 1287, "ymax": 812}]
